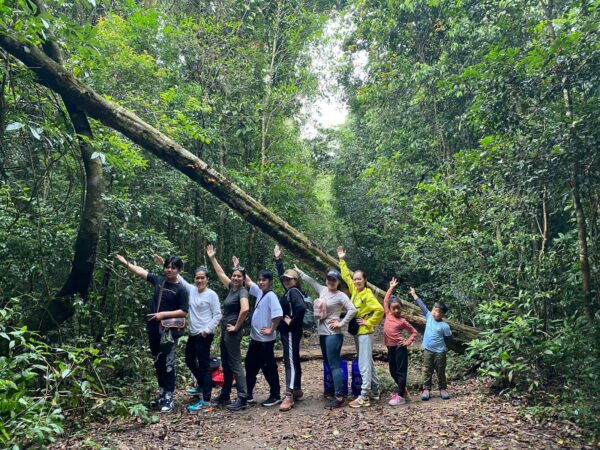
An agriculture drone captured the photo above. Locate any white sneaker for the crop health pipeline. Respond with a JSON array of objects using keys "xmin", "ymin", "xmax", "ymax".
[{"xmin": 388, "ymin": 394, "xmax": 406, "ymax": 406}]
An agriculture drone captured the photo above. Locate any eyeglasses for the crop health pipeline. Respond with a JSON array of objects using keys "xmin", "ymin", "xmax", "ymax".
[{"xmin": 231, "ymin": 266, "xmax": 245, "ymax": 273}]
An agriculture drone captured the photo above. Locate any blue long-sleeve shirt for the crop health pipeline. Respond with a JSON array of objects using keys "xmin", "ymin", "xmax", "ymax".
[{"xmin": 416, "ymin": 297, "xmax": 452, "ymax": 353}]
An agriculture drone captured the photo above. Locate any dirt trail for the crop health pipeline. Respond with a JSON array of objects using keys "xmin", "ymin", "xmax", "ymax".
[{"xmin": 52, "ymin": 358, "xmax": 590, "ymax": 450}]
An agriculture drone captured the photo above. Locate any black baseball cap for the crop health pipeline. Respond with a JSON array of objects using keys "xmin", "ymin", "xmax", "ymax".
[{"xmin": 326, "ymin": 270, "xmax": 342, "ymax": 281}]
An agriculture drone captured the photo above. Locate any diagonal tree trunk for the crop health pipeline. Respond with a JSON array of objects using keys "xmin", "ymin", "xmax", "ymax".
[{"xmin": 0, "ymin": 32, "xmax": 478, "ymax": 352}]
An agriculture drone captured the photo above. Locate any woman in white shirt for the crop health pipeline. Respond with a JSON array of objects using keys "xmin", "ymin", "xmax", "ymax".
[{"xmin": 171, "ymin": 263, "xmax": 222, "ymax": 412}]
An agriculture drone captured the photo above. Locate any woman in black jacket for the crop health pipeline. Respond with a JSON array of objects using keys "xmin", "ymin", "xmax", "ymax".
[{"xmin": 273, "ymin": 245, "xmax": 307, "ymax": 411}]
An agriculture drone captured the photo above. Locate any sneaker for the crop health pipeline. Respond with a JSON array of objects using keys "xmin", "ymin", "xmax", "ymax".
[
  {"xmin": 186, "ymin": 386, "xmax": 202, "ymax": 396},
  {"xmin": 261, "ymin": 395, "xmax": 282, "ymax": 407},
  {"xmin": 227, "ymin": 396, "xmax": 247, "ymax": 412},
  {"xmin": 421, "ymin": 390, "xmax": 431, "ymax": 401},
  {"xmin": 389, "ymin": 394, "xmax": 406, "ymax": 406},
  {"xmin": 150, "ymin": 391, "xmax": 166, "ymax": 408},
  {"xmin": 370, "ymin": 391, "xmax": 381, "ymax": 401},
  {"xmin": 279, "ymin": 393, "xmax": 294, "ymax": 412},
  {"xmin": 161, "ymin": 392, "xmax": 175, "ymax": 413},
  {"xmin": 440, "ymin": 390, "xmax": 450, "ymax": 400},
  {"xmin": 292, "ymin": 389, "xmax": 304, "ymax": 401},
  {"xmin": 188, "ymin": 400, "xmax": 210, "ymax": 412},
  {"xmin": 324, "ymin": 397, "xmax": 345, "ymax": 409},
  {"xmin": 246, "ymin": 396, "xmax": 256, "ymax": 405},
  {"xmin": 349, "ymin": 396, "xmax": 370, "ymax": 408}
]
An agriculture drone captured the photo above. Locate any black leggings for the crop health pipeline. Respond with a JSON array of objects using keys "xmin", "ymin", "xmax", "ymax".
[
  {"xmin": 185, "ymin": 333, "xmax": 214, "ymax": 401},
  {"xmin": 245, "ymin": 339, "xmax": 280, "ymax": 398},
  {"xmin": 388, "ymin": 345, "xmax": 408, "ymax": 395}
]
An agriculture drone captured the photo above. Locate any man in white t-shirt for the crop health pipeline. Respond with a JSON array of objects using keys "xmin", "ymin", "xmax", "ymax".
[{"xmin": 245, "ymin": 269, "xmax": 283, "ymax": 407}]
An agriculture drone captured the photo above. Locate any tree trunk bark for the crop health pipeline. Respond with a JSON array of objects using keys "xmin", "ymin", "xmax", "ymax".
[
  {"xmin": 0, "ymin": 33, "xmax": 478, "ymax": 352},
  {"xmin": 542, "ymin": 0, "xmax": 597, "ymax": 323},
  {"xmin": 22, "ymin": 13, "xmax": 105, "ymax": 331}
]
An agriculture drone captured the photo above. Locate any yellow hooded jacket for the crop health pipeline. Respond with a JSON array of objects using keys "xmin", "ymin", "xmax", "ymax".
[{"xmin": 339, "ymin": 260, "xmax": 384, "ymax": 335}]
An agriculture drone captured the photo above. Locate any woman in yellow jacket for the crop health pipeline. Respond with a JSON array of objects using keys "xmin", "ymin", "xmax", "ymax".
[{"xmin": 337, "ymin": 246, "xmax": 384, "ymax": 408}]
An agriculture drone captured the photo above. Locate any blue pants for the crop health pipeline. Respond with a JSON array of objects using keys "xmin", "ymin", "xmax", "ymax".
[{"xmin": 320, "ymin": 334, "xmax": 344, "ymax": 397}]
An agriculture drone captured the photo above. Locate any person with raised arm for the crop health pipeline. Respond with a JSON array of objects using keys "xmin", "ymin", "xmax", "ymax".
[
  {"xmin": 273, "ymin": 245, "xmax": 306, "ymax": 411},
  {"xmin": 232, "ymin": 256, "xmax": 283, "ymax": 408},
  {"xmin": 293, "ymin": 264, "xmax": 356, "ymax": 409},
  {"xmin": 206, "ymin": 245, "xmax": 250, "ymax": 411},
  {"xmin": 410, "ymin": 286, "xmax": 452, "ymax": 400},
  {"xmin": 337, "ymin": 246, "xmax": 385, "ymax": 408},
  {"xmin": 384, "ymin": 277, "xmax": 418, "ymax": 405},
  {"xmin": 154, "ymin": 254, "xmax": 222, "ymax": 412},
  {"xmin": 115, "ymin": 254, "xmax": 189, "ymax": 413}
]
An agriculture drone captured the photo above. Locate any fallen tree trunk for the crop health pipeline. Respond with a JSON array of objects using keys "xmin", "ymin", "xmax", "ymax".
[
  {"xmin": 0, "ymin": 32, "xmax": 478, "ymax": 352},
  {"xmin": 275, "ymin": 345, "xmax": 389, "ymax": 362}
]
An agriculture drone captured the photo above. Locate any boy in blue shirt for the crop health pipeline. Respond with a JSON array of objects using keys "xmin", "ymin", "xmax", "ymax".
[{"xmin": 410, "ymin": 287, "xmax": 452, "ymax": 400}]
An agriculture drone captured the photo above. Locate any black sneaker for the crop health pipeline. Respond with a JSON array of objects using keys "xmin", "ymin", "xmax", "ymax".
[
  {"xmin": 216, "ymin": 395, "xmax": 231, "ymax": 406},
  {"xmin": 161, "ymin": 392, "xmax": 175, "ymax": 413},
  {"xmin": 150, "ymin": 391, "xmax": 166, "ymax": 408},
  {"xmin": 227, "ymin": 397, "xmax": 247, "ymax": 411},
  {"xmin": 246, "ymin": 396, "xmax": 256, "ymax": 405},
  {"xmin": 261, "ymin": 395, "xmax": 282, "ymax": 407},
  {"xmin": 324, "ymin": 397, "xmax": 345, "ymax": 409}
]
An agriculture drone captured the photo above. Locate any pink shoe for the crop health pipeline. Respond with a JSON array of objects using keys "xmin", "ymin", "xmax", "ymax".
[{"xmin": 389, "ymin": 394, "xmax": 406, "ymax": 406}]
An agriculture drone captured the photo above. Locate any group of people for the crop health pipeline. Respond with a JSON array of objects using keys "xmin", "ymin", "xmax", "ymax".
[{"xmin": 116, "ymin": 244, "xmax": 452, "ymax": 414}]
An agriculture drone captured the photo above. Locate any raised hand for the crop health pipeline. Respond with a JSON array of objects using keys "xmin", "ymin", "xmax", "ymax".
[
  {"xmin": 293, "ymin": 265, "xmax": 302, "ymax": 274},
  {"xmin": 336, "ymin": 246, "xmax": 346, "ymax": 260},
  {"xmin": 232, "ymin": 255, "xmax": 240, "ymax": 268},
  {"xmin": 409, "ymin": 287, "xmax": 418, "ymax": 299},
  {"xmin": 389, "ymin": 277, "xmax": 399, "ymax": 290},
  {"xmin": 116, "ymin": 254, "xmax": 128, "ymax": 266},
  {"xmin": 206, "ymin": 244, "xmax": 216, "ymax": 259},
  {"xmin": 274, "ymin": 245, "xmax": 281, "ymax": 259},
  {"xmin": 153, "ymin": 254, "xmax": 164, "ymax": 265}
]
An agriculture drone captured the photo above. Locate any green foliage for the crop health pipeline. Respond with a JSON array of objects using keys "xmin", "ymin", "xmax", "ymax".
[
  {"xmin": 467, "ymin": 300, "xmax": 548, "ymax": 392},
  {"xmin": 0, "ymin": 306, "xmax": 64, "ymax": 447},
  {"xmin": 333, "ymin": 0, "xmax": 600, "ymax": 437},
  {"xmin": 0, "ymin": 304, "xmax": 165, "ymax": 448}
]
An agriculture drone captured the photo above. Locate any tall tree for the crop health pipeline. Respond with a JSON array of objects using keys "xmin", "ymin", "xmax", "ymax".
[{"xmin": 0, "ymin": 31, "xmax": 479, "ymax": 351}]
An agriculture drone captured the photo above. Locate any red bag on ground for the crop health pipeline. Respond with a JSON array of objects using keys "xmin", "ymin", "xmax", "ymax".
[{"xmin": 212, "ymin": 366, "xmax": 224, "ymax": 387}]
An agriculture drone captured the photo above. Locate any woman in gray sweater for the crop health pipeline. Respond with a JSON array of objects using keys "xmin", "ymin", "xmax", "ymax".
[{"xmin": 294, "ymin": 266, "xmax": 356, "ymax": 409}]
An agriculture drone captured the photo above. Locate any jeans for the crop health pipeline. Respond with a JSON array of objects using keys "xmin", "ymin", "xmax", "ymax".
[
  {"xmin": 148, "ymin": 331, "xmax": 178, "ymax": 393},
  {"xmin": 185, "ymin": 333, "xmax": 214, "ymax": 401},
  {"xmin": 245, "ymin": 339, "xmax": 280, "ymax": 398},
  {"xmin": 423, "ymin": 349, "xmax": 447, "ymax": 390},
  {"xmin": 281, "ymin": 329, "xmax": 302, "ymax": 392},
  {"xmin": 354, "ymin": 333, "xmax": 379, "ymax": 397},
  {"xmin": 319, "ymin": 334, "xmax": 344, "ymax": 397},
  {"xmin": 388, "ymin": 345, "xmax": 409, "ymax": 395},
  {"xmin": 220, "ymin": 327, "xmax": 247, "ymax": 399}
]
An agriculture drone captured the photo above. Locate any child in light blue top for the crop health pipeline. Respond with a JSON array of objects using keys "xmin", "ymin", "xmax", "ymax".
[{"xmin": 410, "ymin": 287, "xmax": 452, "ymax": 401}]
